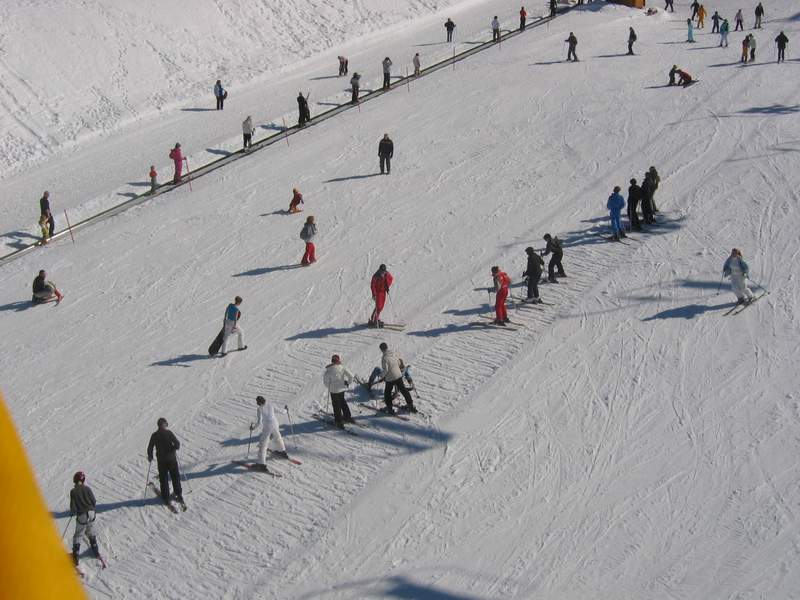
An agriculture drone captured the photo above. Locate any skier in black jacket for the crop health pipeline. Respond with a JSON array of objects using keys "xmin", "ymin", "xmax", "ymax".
[
  {"xmin": 628, "ymin": 27, "xmax": 637, "ymax": 55},
  {"xmin": 543, "ymin": 234, "xmax": 566, "ymax": 282},
  {"xmin": 69, "ymin": 471, "xmax": 101, "ymax": 566},
  {"xmin": 641, "ymin": 173, "xmax": 656, "ymax": 224},
  {"xmin": 627, "ymin": 178, "xmax": 643, "ymax": 231},
  {"xmin": 775, "ymin": 32, "xmax": 788, "ymax": 63},
  {"xmin": 522, "ymin": 246, "xmax": 544, "ymax": 303},
  {"xmin": 147, "ymin": 418, "xmax": 183, "ymax": 505},
  {"xmin": 297, "ymin": 92, "xmax": 310, "ymax": 126},
  {"xmin": 378, "ymin": 134, "xmax": 394, "ymax": 174}
]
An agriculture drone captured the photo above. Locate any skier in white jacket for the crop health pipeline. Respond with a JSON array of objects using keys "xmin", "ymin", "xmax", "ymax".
[
  {"xmin": 242, "ymin": 116, "xmax": 255, "ymax": 150},
  {"xmin": 250, "ymin": 396, "xmax": 287, "ymax": 469},
  {"xmin": 722, "ymin": 248, "xmax": 755, "ymax": 304},
  {"xmin": 323, "ymin": 355, "xmax": 356, "ymax": 428},
  {"xmin": 379, "ymin": 343, "xmax": 417, "ymax": 414}
]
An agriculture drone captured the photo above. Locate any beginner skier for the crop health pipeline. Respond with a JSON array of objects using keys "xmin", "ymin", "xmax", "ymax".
[
  {"xmin": 39, "ymin": 191, "xmax": 55, "ymax": 238},
  {"xmin": 146, "ymin": 418, "xmax": 183, "ymax": 506},
  {"xmin": 741, "ymin": 35, "xmax": 751, "ymax": 62},
  {"xmin": 32, "ymin": 269, "xmax": 63, "ymax": 303},
  {"xmin": 214, "ymin": 80, "xmax": 226, "ymax": 110},
  {"xmin": 627, "ymin": 178, "xmax": 642, "ymax": 231},
  {"xmin": 565, "ymin": 32, "xmax": 578, "ymax": 61},
  {"xmin": 242, "ymin": 115, "xmax": 255, "ymax": 149},
  {"xmin": 722, "ymin": 248, "xmax": 755, "ymax": 304},
  {"xmin": 749, "ymin": 34, "xmax": 757, "ymax": 60},
  {"xmin": 297, "ymin": 92, "xmax": 310, "ymax": 126},
  {"xmin": 220, "ymin": 296, "xmax": 246, "ymax": 355},
  {"xmin": 719, "ymin": 19, "xmax": 730, "ymax": 47},
  {"xmin": 711, "ymin": 10, "xmax": 721, "ymax": 33},
  {"xmin": 382, "ymin": 57, "xmax": 393, "ymax": 90},
  {"xmin": 641, "ymin": 172, "xmax": 656, "ymax": 223},
  {"xmin": 490, "ymin": 266, "xmax": 511, "ymax": 325},
  {"xmin": 734, "ymin": 9, "xmax": 744, "ymax": 31},
  {"xmin": 338, "ymin": 55, "xmax": 349, "ymax": 76},
  {"xmin": 520, "ymin": 6, "xmax": 527, "ymax": 31},
  {"xmin": 690, "ymin": 0, "xmax": 700, "ymax": 20},
  {"xmin": 522, "ymin": 247, "xmax": 544, "ymax": 303},
  {"xmin": 775, "ymin": 31, "xmax": 788, "ymax": 63},
  {"xmin": 754, "ymin": 3, "xmax": 764, "ymax": 28},
  {"xmin": 492, "ymin": 16, "xmax": 501, "ymax": 42},
  {"xmin": 250, "ymin": 396, "xmax": 287, "ymax": 468},
  {"xmin": 289, "ymin": 188, "xmax": 304, "ymax": 213},
  {"xmin": 350, "ymin": 72, "xmax": 361, "ymax": 103},
  {"xmin": 445, "ymin": 18, "xmax": 456, "ymax": 42},
  {"xmin": 149, "ymin": 165, "xmax": 158, "ymax": 194},
  {"xmin": 607, "ymin": 186, "xmax": 626, "ymax": 240},
  {"xmin": 697, "ymin": 4, "xmax": 706, "ymax": 28},
  {"xmin": 69, "ymin": 471, "xmax": 101, "ymax": 566},
  {"xmin": 378, "ymin": 133, "xmax": 394, "ymax": 174},
  {"xmin": 322, "ymin": 355, "xmax": 356, "ymax": 428},
  {"xmin": 365, "ymin": 363, "xmax": 415, "ymax": 393},
  {"xmin": 379, "ymin": 342, "xmax": 416, "ymax": 413},
  {"xmin": 543, "ymin": 233, "xmax": 566, "ymax": 282},
  {"xmin": 300, "ymin": 215, "xmax": 317, "ymax": 266},
  {"xmin": 687, "ymin": 19, "xmax": 695, "ymax": 43},
  {"xmin": 169, "ymin": 143, "xmax": 183, "ymax": 183},
  {"xmin": 413, "ymin": 52, "xmax": 421, "ymax": 76},
  {"xmin": 369, "ymin": 264, "xmax": 394, "ymax": 328},
  {"xmin": 628, "ymin": 27, "xmax": 637, "ymax": 55}
]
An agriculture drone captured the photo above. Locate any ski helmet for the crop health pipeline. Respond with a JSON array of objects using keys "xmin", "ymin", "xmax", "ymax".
[
  {"xmin": 256, "ymin": 396, "xmax": 266, "ymax": 405},
  {"xmin": 157, "ymin": 417, "xmax": 168, "ymax": 428},
  {"xmin": 73, "ymin": 471, "xmax": 86, "ymax": 484}
]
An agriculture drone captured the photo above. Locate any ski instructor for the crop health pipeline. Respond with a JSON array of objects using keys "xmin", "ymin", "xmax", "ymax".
[
  {"xmin": 250, "ymin": 396, "xmax": 288, "ymax": 470},
  {"xmin": 147, "ymin": 418, "xmax": 184, "ymax": 506},
  {"xmin": 369, "ymin": 264, "xmax": 394, "ymax": 328}
]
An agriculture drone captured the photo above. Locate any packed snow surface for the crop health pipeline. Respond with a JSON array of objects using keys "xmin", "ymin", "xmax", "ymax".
[{"xmin": 2, "ymin": 0, "xmax": 800, "ymax": 598}]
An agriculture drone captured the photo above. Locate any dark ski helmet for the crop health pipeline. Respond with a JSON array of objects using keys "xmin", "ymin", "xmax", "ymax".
[
  {"xmin": 256, "ymin": 396, "xmax": 266, "ymax": 405},
  {"xmin": 525, "ymin": 246, "xmax": 534, "ymax": 254},
  {"xmin": 157, "ymin": 417, "xmax": 168, "ymax": 428},
  {"xmin": 378, "ymin": 264, "xmax": 386, "ymax": 271},
  {"xmin": 543, "ymin": 233, "xmax": 552, "ymax": 241},
  {"xmin": 73, "ymin": 471, "xmax": 86, "ymax": 484},
  {"xmin": 491, "ymin": 266, "xmax": 499, "ymax": 274}
]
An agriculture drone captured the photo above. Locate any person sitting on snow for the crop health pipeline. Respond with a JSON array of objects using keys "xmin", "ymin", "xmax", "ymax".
[
  {"xmin": 365, "ymin": 364, "xmax": 415, "ymax": 394},
  {"xmin": 32, "ymin": 269, "xmax": 63, "ymax": 303}
]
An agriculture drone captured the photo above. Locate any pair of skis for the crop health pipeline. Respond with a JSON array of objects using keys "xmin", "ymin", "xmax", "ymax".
[
  {"xmin": 723, "ymin": 293, "xmax": 766, "ymax": 316},
  {"xmin": 357, "ymin": 322, "xmax": 406, "ymax": 331},
  {"xmin": 147, "ymin": 481, "xmax": 187, "ymax": 513}
]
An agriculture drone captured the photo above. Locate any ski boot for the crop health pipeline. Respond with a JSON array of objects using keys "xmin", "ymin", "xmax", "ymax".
[
  {"xmin": 273, "ymin": 450, "xmax": 290, "ymax": 460},
  {"xmin": 72, "ymin": 544, "xmax": 80, "ymax": 566},
  {"xmin": 89, "ymin": 536, "xmax": 100, "ymax": 558},
  {"xmin": 405, "ymin": 404, "xmax": 418, "ymax": 414}
]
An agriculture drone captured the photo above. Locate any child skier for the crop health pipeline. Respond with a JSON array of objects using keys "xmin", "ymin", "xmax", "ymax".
[
  {"xmin": 490, "ymin": 266, "xmax": 511, "ymax": 325},
  {"xmin": 149, "ymin": 165, "xmax": 158, "ymax": 193},
  {"xmin": 722, "ymin": 248, "xmax": 755, "ymax": 304},
  {"xmin": 300, "ymin": 215, "xmax": 317, "ymax": 266},
  {"xmin": 289, "ymin": 188, "xmax": 304, "ymax": 213},
  {"xmin": 69, "ymin": 471, "xmax": 101, "ymax": 566}
]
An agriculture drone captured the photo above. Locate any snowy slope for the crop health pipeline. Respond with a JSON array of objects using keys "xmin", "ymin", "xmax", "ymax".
[{"xmin": 2, "ymin": 1, "xmax": 800, "ymax": 598}]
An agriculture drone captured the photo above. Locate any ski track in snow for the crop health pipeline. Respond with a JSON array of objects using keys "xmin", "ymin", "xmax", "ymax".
[{"xmin": 2, "ymin": 1, "xmax": 800, "ymax": 598}]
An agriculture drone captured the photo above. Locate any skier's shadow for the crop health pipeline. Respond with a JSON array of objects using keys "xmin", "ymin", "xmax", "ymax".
[
  {"xmin": 406, "ymin": 322, "xmax": 490, "ymax": 337},
  {"xmin": 285, "ymin": 325, "xmax": 363, "ymax": 340},
  {"xmin": 641, "ymin": 302, "xmax": 735, "ymax": 321},
  {"xmin": 443, "ymin": 305, "xmax": 493, "ymax": 317},
  {"xmin": 324, "ymin": 173, "xmax": 382, "ymax": 183},
  {"xmin": 0, "ymin": 300, "xmax": 35, "ymax": 312},
  {"xmin": 233, "ymin": 265, "xmax": 302, "ymax": 277},
  {"xmin": 51, "ymin": 497, "xmax": 161, "ymax": 518},
  {"xmin": 150, "ymin": 354, "xmax": 209, "ymax": 367}
]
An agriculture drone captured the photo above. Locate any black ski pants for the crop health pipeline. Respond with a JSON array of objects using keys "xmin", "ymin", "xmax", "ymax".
[
  {"xmin": 216, "ymin": 96, "xmax": 224, "ymax": 110},
  {"xmin": 380, "ymin": 156, "xmax": 391, "ymax": 174},
  {"xmin": 526, "ymin": 273, "xmax": 541, "ymax": 299},
  {"xmin": 712, "ymin": 21, "xmax": 719, "ymax": 33},
  {"xmin": 548, "ymin": 255, "xmax": 565, "ymax": 281},
  {"xmin": 383, "ymin": 73, "xmax": 391, "ymax": 89},
  {"xmin": 157, "ymin": 455, "xmax": 182, "ymax": 502},
  {"xmin": 243, "ymin": 133, "xmax": 252, "ymax": 149},
  {"xmin": 493, "ymin": 29, "xmax": 500, "ymax": 42},
  {"xmin": 567, "ymin": 47, "xmax": 578, "ymax": 61},
  {"xmin": 628, "ymin": 40, "xmax": 634, "ymax": 54},
  {"xmin": 734, "ymin": 20, "xmax": 743, "ymax": 31},
  {"xmin": 520, "ymin": 17, "xmax": 526, "ymax": 30},
  {"xmin": 642, "ymin": 198, "xmax": 655, "ymax": 224},
  {"xmin": 778, "ymin": 47, "xmax": 785, "ymax": 62},
  {"xmin": 351, "ymin": 86, "xmax": 359, "ymax": 103},
  {"xmin": 447, "ymin": 30, "xmax": 453, "ymax": 42},
  {"xmin": 385, "ymin": 377, "xmax": 413, "ymax": 410},
  {"xmin": 665, "ymin": 0, "xmax": 673, "ymax": 12},
  {"xmin": 628, "ymin": 201, "xmax": 641, "ymax": 230},
  {"xmin": 330, "ymin": 392, "xmax": 352, "ymax": 425}
]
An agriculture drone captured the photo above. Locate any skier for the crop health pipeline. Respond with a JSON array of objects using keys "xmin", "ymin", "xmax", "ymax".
[
  {"xmin": 365, "ymin": 363, "xmax": 415, "ymax": 394},
  {"xmin": 641, "ymin": 172, "xmax": 656, "ymax": 224},
  {"xmin": 627, "ymin": 178, "xmax": 643, "ymax": 231},
  {"xmin": 39, "ymin": 191, "xmax": 55, "ymax": 238},
  {"xmin": 32, "ymin": 269, "xmax": 63, "ymax": 303},
  {"xmin": 322, "ymin": 355, "xmax": 356, "ymax": 428},
  {"xmin": 690, "ymin": 0, "xmax": 700, "ymax": 20},
  {"xmin": 300, "ymin": 215, "xmax": 317, "ymax": 266},
  {"xmin": 607, "ymin": 186, "xmax": 626, "ymax": 240},
  {"xmin": 648, "ymin": 166, "xmax": 661, "ymax": 213},
  {"xmin": 754, "ymin": 2, "xmax": 764, "ymax": 28},
  {"xmin": 489, "ymin": 266, "xmax": 511, "ymax": 325},
  {"xmin": 492, "ymin": 16, "xmax": 501, "ymax": 42},
  {"xmin": 214, "ymin": 80, "xmax": 226, "ymax": 110},
  {"xmin": 445, "ymin": 18, "xmax": 456, "ymax": 43},
  {"xmin": 169, "ymin": 143, "xmax": 183, "ymax": 183},
  {"xmin": 369, "ymin": 264, "xmax": 393, "ymax": 328},
  {"xmin": 711, "ymin": 10, "xmax": 721, "ymax": 33},
  {"xmin": 250, "ymin": 396, "xmax": 288, "ymax": 468},
  {"xmin": 219, "ymin": 296, "xmax": 245, "ymax": 355},
  {"xmin": 734, "ymin": 9, "xmax": 744, "ymax": 31},
  {"xmin": 350, "ymin": 72, "xmax": 361, "ymax": 104},
  {"xmin": 378, "ymin": 133, "xmax": 393, "ymax": 175},
  {"xmin": 697, "ymin": 4, "xmax": 706, "ymax": 28},
  {"xmin": 337, "ymin": 55, "xmax": 348, "ymax": 76},
  {"xmin": 565, "ymin": 32, "xmax": 578, "ymax": 61},
  {"xmin": 149, "ymin": 165, "xmax": 158, "ymax": 194},
  {"xmin": 775, "ymin": 31, "xmax": 788, "ymax": 63},
  {"xmin": 413, "ymin": 52, "xmax": 421, "ymax": 76},
  {"xmin": 664, "ymin": 0, "xmax": 674, "ymax": 13},
  {"xmin": 550, "ymin": 0, "xmax": 557, "ymax": 18},
  {"xmin": 520, "ymin": 7, "xmax": 527, "ymax": 31},
  {"xmin": 720, "ymin": 18, "xmax": 730, "ymax": 47},
  {"xmin": 297, "ymin": 92, "xmax": 310, "ymax": 126},
  {"xmin": 741, "ymin": 35, "xmax": 750, "ymax": 62},
  {"xmin": 146, "ymin": 418, "xmax": 184, "ymax": 506},
  {"xmin": 379, "ymin": 342, "xmax": 416, "ymax": 413},
  {"xmin": 38, "ymin": 215, "xmax": 50, "ymax": 245},
  {"xmin": 382, "ymin": 57, "xmax": 393, "ymax": 90},
  {"xmin": 628, "ymin": 27, "xmax": 637, "ymax": 55},
  {"xmin": 676, "ymin": 67, "xmax": 694, "ymax": 86},
  {"xmin": 687, "ymin": 19, "xmax": 695, "ymax": 43},
  {"xmin": 722, "ymin": 248, "xmax": 755, "ymax": 304},
  {"xmin": 522, "ymin": 246, "xmax": 544, "ymax": 303},
  {"xmin": 543, "ymin": 233, "xmax": 566, "ymax": 282},
  {"xmin": 289, "ymin": 188, "xmax": 304, "ymax": 213},
  {"xmin": 749, "ymin": 34, "xmax": 757, "ymax": 60},
  {"xmin": 69, "ymin": 471, "xmax": 101, "ymax": 566},
  {"xmin": 242, "ymin": 115, "xmax": 255, "ymax": 150}
]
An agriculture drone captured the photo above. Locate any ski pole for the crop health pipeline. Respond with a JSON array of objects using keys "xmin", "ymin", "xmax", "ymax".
[
  {"xmin": 282, "ymin": 117, "xmax": 290, "ymax": 146},
  {"xmin": 284, "ymin": 405, "xmax": 295, "ymax": 437},
  {"xmin": 184, "ymin": 158, "xmax": 193, "ymax": 192},
  {"xmin": 245, "ymin": 428, "xmax": 253, "ymax": 460},
  {"xmin": 747, "ymin": 277, "xmax": 769, "ymax": 295},
  {"xmin": 715, "ymin": 274, "xmax": 724, "ymax": 295},
  {"xmin": 63, "ymin": 210, "xmax": 75, "ymax": 244},
  {"xmin": 61, "ymin": 516, "xmax": 73, "ymax": 542},
  {"xmin": 176, "ymin": 454, "xmax": 192, "ymax": 494},
  {"xmin": 142, "ymin": 460, "xmax": 152, "ymax": 500}
]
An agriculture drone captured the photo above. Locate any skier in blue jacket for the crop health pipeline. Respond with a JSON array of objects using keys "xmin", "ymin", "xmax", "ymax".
[
  {"xmin": 722, "ymin": 248, "xmax": 755, "ymax": 304},
  {"xmin": 607, "ymin": 186, "xmax": 626, "ymax": 240}
]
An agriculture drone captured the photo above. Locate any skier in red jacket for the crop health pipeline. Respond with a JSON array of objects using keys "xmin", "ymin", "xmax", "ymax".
[
  {"xmin": 491, "ymin": 266, "xmax": 511, "ymax": 325},
  {"xmin": 369, "ymin": 264, "xmax": 394, "ymax": 328}
]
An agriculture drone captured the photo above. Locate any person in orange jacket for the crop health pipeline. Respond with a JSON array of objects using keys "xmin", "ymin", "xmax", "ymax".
[
  {"xmin": 696, "ymin": 4, "xmax": 706, "ymax": 28},
  {"xmin": 490, "ymin": 266, "xmax": 511, "ymax": 325},
  {"xmin": 289, "ymin": 188, "xmax": 304, "ymax": 213},
  {"xmin": 519, "ymin": 6, "xmax": 527, "ymax": 30},
  {"xmin": 369, "ymin": 264, "xmax": 394, "ymax": 328}
]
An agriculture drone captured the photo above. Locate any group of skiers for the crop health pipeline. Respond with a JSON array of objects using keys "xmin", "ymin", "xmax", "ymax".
[{"xmin": 606, "ymin": 166, "xmax": 662, "ymax": 238}]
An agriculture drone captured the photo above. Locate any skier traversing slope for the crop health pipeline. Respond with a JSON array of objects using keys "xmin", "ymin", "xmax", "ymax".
[{"xmin": 722, "ymin": 248, "xmax": 755, "ymax": 304}]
